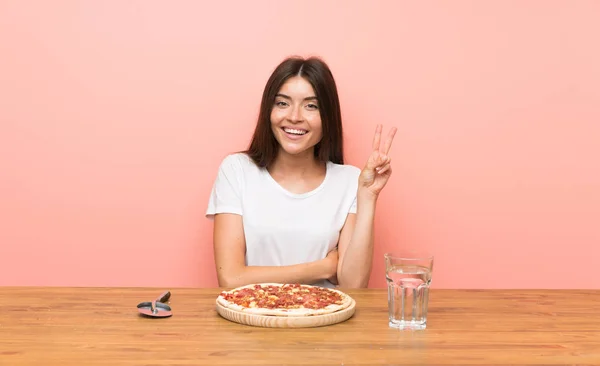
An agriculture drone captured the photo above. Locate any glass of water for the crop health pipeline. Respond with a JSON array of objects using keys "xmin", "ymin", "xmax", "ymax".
[{"xmin": 385, "ymin": 252, "xmax": 434, "ymax": 330}]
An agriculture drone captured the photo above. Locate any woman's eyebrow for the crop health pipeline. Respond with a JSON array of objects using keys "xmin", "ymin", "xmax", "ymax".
[{"xmin": 275, "ymin": 93, "xmax": 318, "ymax": 101}]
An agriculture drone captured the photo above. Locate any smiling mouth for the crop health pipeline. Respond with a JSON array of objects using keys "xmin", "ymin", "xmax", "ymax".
[{"xmin": 282, "ymin": 127, "xmax": 308, "ymax": 135}]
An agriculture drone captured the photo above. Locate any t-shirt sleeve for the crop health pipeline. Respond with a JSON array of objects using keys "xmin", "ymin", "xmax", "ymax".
[
  {"xmin": 205, "ymin": 155, "xmax": 244, "ymax": 218},
  {"xmin": 349, "ymin": 196, "xmax": 357, "ymax": 214},
  {"xmin": 347, "ymin": 165, "xmax": 360, "ymax": 214}
]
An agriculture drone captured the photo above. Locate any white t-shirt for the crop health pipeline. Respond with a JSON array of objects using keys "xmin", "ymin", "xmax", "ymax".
[{"xmin": 206, "ymin": 153, "xmax": 361, "ymax": 288}]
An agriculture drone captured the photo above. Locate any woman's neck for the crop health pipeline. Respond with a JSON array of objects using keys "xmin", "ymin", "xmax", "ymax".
[{"xmin": 268, "ymin": 149, "xmax": 325, "ymax": 179}]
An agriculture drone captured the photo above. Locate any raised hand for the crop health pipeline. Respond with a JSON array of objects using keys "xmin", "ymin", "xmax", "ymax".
[{"xmin": 358, "ymin": 124, "xmax": 397, "ymax": 198}]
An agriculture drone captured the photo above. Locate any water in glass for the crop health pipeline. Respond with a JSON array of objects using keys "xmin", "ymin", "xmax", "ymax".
[{"xmin": 385, "ymin": 256, "xmax": 433, "ymax": 330}]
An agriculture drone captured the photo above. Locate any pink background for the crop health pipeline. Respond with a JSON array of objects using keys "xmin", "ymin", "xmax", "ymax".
[{"xmin": 1, "ymin": 1, "xmax": 598, "ymax": 289}]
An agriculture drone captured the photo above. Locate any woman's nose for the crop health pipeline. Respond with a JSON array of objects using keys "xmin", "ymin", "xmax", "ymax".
[{"xmin": 287, "ymin": 105, "xmax": 303, "ymax": 122}]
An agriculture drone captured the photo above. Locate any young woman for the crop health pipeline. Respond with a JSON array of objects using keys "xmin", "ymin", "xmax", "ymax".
[{"xmin": 206, "ymin": 56, "xmax": 396, "ymax": 289}]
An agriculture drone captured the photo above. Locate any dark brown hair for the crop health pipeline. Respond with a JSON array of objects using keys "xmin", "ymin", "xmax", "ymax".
[{"xmin": 245, "ymin": 56, "xmax": 344, "ymax": 167}]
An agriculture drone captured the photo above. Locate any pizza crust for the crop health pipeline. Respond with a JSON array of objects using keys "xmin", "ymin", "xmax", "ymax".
[{"xmin": 216, "ymin": 283, "xmax": 353, "ymax": 317}]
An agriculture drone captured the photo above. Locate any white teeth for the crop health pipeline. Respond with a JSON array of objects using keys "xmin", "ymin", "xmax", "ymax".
[{"xmin": 283, "ymin": 128, "xmax": 307, "ymax": 135}]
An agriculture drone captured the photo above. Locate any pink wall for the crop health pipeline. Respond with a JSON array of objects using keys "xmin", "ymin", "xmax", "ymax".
[{"xmin": 1, "ymin": 1, "xmax": 599, "ymax": 289}]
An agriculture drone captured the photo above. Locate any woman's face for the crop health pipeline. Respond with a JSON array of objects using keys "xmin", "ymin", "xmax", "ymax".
[{"xmin": 270, "ymin": 76, "xmax": 323, "ymax": 159}]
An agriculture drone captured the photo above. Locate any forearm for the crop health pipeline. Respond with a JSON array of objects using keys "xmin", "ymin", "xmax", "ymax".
[
  {"xmin": 219, "ymin": 260, "xmax": 330, "ymax": 288},
  {"xmin": 338, "ymin": 192, "xmax": 377, "ymax": 288}
]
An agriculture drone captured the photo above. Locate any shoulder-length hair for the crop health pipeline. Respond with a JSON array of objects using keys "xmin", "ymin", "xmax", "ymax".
[{"xmin": 245, "ymin": 56, "xmax": 344, "ymax": 167}]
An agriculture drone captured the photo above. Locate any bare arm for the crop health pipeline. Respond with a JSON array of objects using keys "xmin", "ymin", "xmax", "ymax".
[
  {"xmin": 337, "ymin": 194, "xmax": 377, "ymax": 288},
  {"xmin": 213, "ymin": 213, "xmax": 338, "ymax": 288},
  {"xmin": 337, "ymin": 125, "xmax": 397, "ymax": 288}
]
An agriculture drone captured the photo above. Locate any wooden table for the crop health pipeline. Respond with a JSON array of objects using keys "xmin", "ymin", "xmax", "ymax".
[{"xmin": 1, "ymin": 287, "xmax": 599, "ymax": 365}]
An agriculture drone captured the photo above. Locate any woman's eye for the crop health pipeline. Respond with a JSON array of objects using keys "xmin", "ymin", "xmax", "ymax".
[
  {"xmin": 275, "ymin": 101, "xmax": 288, "ymax": 107},
  {"xmin": 306, "ymin": 104, "xmax": 319, "ymax": 110}
]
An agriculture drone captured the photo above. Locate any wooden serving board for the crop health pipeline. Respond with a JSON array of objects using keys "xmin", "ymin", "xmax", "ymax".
[{"xmin": 215, "ymin": 298, "xmax": 356, "ymax": 328}]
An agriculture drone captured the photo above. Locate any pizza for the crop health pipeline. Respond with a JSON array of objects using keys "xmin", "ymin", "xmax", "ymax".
[{"xmin": 216, "ymin": 283, "xmax": 353, "ymax": 317}]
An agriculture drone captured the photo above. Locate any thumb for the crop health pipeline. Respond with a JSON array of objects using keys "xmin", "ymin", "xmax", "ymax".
[{"xmin": 365, "ymin": 151, "xmax": 389, "ymax": 170}]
